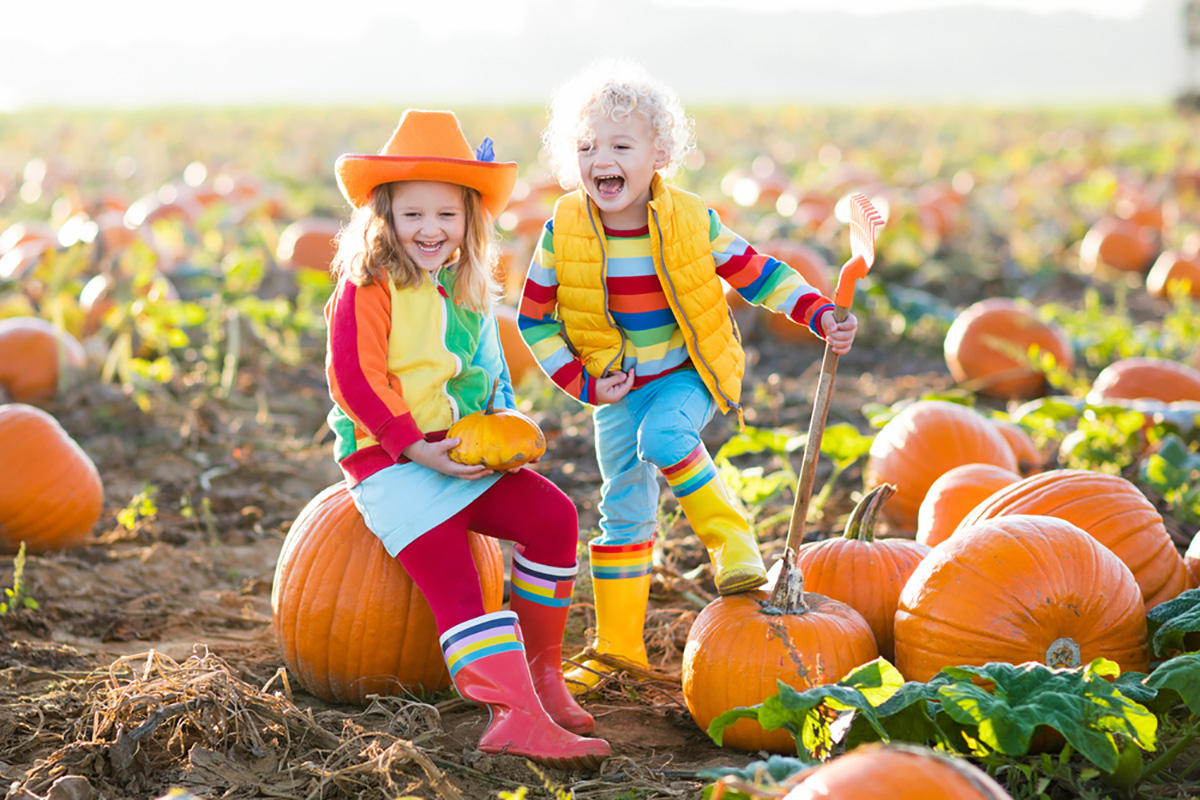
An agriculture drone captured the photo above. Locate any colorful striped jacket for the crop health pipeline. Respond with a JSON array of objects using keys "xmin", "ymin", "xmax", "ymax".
[{"xmin": 324, "ymin": 267, "xmax": 514, "ymax": 487}]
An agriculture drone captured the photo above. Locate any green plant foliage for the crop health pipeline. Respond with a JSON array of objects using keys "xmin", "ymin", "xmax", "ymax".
[
  {"xmin": 0, "ymin": 542, "xmax": 38, "ymax": 614},
  {"xmin": 1140, "ymin": 435, "xmax": 1200, "ymax": 526},
  {"xmin": 1146, "ymin": 589, "xmax": 1200, "ymax": 659}
]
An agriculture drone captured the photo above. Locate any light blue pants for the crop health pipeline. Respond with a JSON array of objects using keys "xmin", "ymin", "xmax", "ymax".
[{"xmin": 592, "ymin": 369, "xmax": 717, "ymax": 546}]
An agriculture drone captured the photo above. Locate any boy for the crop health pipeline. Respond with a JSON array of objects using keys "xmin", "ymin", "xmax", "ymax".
[{"xmin": 518, "ymin": 61, "xmax": 857, "ymax": 691}]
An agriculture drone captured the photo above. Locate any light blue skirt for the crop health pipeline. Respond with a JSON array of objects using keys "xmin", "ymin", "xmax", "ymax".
[{"xmin": 348, "ymin": 462, "xmax": 503, "ymax": 556}]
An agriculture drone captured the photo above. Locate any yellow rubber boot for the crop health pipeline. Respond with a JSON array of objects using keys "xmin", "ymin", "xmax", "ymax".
[
  {"xmin": 563, "ymin": 539, "xmax": 653, "ymax": 695},
  {"xmin": 664, "ymin": 446, "xmax": 767, "ymax": 595}
]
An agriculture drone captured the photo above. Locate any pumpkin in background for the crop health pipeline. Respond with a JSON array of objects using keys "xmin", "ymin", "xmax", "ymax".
[
  {"xmin": 447, "ymin": 378, "xmax": 545, "ymax": 470},
  {"xmin": 493, "ymin": 304, "xmax": 540, "ymax": 387},
  {"xmin": 787, "ymin": 484, "xmax": 930, "ymax": 661},
  {"xmin": 682, "ymin": 585, "xmax": 877, "ymax": 754},
  {"xmin": 275, "ymin": 217, "xmax": 342, "ymax": 272},
  {"xmin": 916, "ymin": 463, "xmax": 1021, "ymax": 548},
  {"xmin": 943, "ymin": 298, "xmax": 1074, "ymax": 399},
  {"xmin": 864, "ymin": 400, "xmax": 1018, "ymax": 532},
  {"xmin": 271, "ymin": 482, "xmax": 504, "ymax": 704},
  {"xmin": 894, "ymin": 514, "xmax": 1150, "ymax": 683},
  {"xmin": 1146, "ymin": 248, "xmax": 1200, "ymax": 299},
  {"xmin": 1086, "ymin": 357, "xmax": 1200, "ymax": 404},
  {"xmin": 0, "ymin": 403, "xmax": 103, "ymax": 554},
  {"xmin": 1078, "ymin": 216, "xmax": 1157, "ymax": 274},
  {"xmin": 989, "ymin": 418, "xmax": 1041, "ymax": 473},
  {"xmin": 0, "ymin": 317, "xmax": 87, "ymax": 402},
  {"xmin": 956, "ymin": 469, "xmax": 1188, "ymax": 609},
  {"xmin": 781, "ymin": 744, "xmax": 1014, "ymax": 800}
]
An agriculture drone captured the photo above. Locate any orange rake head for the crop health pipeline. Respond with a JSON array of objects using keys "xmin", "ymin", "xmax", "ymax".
[{"xmin": 833, "ymin": 193, "xmax": 885, "ymax": 308}]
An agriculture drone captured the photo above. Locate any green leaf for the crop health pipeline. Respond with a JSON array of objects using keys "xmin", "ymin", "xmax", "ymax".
[
  {"xmin": 1146, "ymin": 588, "xmax": 1200, "ymax": 657},
  {"xmin": 715, "ymin": 426, "xmax": 804, "ymax": 460},
  {"xmin": 818, "ymin": 423, "xmax": 875, "ymax": 469},
  {"xmin": 931, "ymin": 661, "xmax": 1156, "ymax": 772},
  {"xmin": 695, "ymin": 753, "xmax": 818, "ymax": 783},
  {"xmin": 1144, "ymin": 654, "xmax": 1200, "ymax": 715}
]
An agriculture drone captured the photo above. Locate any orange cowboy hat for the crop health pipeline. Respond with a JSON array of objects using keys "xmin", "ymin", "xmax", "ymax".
[{"xmin": 335, "ymin": 109, "xmax": 518, "ymax": 218}]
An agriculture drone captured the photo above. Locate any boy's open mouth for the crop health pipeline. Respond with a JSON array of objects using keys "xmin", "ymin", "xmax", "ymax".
[{"xmin": 595, "ymin": 175, "xmax": 624, "ymax": 198}]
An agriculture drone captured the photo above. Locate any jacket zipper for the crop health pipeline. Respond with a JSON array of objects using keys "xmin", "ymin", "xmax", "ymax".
[
  {"xmin": 586, "ymin": 199, "xmax": 627, "ymax": 376},
  {"xmin": 650, "ymin": 207, "xmax": 740, "ymax": 414}
]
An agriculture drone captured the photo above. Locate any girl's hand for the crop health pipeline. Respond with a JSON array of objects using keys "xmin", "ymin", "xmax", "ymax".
[
  {"xmin": 821, "ymin": 309, "xmax": 858, "ymax": 355},
  {"xmin": 595, "ymin": 369, "xmax": 635, "ymax": 405},
  {"xmin": 402, "ymin": 438, "xmax": 492, "ymax": 480}
]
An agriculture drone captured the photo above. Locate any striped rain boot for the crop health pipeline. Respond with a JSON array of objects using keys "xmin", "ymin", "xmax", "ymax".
[
  {"xmin": 663, "ymin": 444, "xmax": 767, "ymax": 595},
  {"xmin": 562, "ymin": 538, "xmax": 653, "ymax": 694},
  {"xmin": 441, "ymin": 610, "xmax": 610, "ymax": 769}
]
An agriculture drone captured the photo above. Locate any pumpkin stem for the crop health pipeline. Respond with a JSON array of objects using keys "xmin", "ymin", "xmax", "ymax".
[
  {"xmin": 484, "ymin": 376, "xmax": 499, "ymax": 415},
  {"xmin": 842, "ymin": 483, "xmax": 896, "ymax": 542},
  {"xmin": 764, "ymin": 548, "xmax": 810, "ymax": 614}
]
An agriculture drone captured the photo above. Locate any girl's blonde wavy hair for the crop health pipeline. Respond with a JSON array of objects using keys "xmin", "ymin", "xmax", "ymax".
[
  {"xmin": 542, "ymin": 60, "xmax": 695, "ymax": 190},
  {"xmin": 329, "ymin": 182, "xmax": 501, "ymax": 312}
]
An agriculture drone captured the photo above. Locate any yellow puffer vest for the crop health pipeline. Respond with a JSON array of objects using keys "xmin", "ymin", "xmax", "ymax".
[{"xmin": 553, "ymin": 175, "xmax": 744, "ymax": 415}]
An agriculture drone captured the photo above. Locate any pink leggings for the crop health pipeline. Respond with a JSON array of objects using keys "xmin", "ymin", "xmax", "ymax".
[{"xmin": 397, "ymin": 468, "xmax": 578, "ymax": 632}]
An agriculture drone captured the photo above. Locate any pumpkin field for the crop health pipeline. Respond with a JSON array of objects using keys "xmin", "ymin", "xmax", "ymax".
[{"xmin": 3, "ymin": 104, "xmax": 1200, "ymax": 800}]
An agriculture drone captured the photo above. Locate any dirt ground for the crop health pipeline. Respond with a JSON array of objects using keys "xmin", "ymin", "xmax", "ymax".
[{"xmin": 0, "ymin": 306, "xmax": 1058, "ymax": 800}]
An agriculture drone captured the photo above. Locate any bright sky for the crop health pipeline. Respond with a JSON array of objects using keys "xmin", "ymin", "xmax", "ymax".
[
  {"xmin": 0, "ymin": 0, "xmax": 1168, "ymax": 109},
  {"xmin": 1, "ymin": 0, "xmax": 1148, "ymax": 50}
]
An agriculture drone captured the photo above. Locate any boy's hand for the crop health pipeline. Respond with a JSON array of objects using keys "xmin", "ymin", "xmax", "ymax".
[
  {"xmin": 821, "ymin": 309, "xmax": 858, "ymax": 355},
  {"xmin": 402, "ymin": 438, "xmax": 492, "ymax": 480},
  {"xmin": 595, "ymin": 369, "xmax": 635, "ymax": 405}
]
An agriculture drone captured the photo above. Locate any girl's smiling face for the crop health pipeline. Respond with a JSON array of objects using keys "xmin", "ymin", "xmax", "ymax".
[
  {"xmin": 577, "ymin": 111, "xmax": 669, "ymax": 229},
  {"xmin": 390, "ymin": 180, "xmax": 466, "ymax": 273}
]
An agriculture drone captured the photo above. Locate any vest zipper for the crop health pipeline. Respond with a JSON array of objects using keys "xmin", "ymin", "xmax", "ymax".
[
  {"xmin": 586, "ymin": 200, "xmax": 627, "ymax": 376},
  {"xmin": 649, "ymin": 208, "xmax": 740, "ymax": 415}
]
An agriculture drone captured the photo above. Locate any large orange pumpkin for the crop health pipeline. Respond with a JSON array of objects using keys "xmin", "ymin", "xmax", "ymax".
[
  {"xmin": 864, "ymin": 400, "xmax": 1018, "ymax": 532},
  {"xmin": 0, "ymin": 403, "xmax": 103, "ymax": 554},
  {"xmin": 1086, "ymin": 357, "xmax": 1200, "ymax": 404},
  {"xmin": 1146, "ymin": 248, "xmax": 1200, "ymax": 299},
  {"xmin": 0, "ymin": 317, "xmax": 87, "ymax": 402},
  {"xmin": 894, "ymin": 514, "xmax": 1150, "ymax": 683},
  {"xmin": 781, "ymin": 744, "xmax": 1014, "ymax": 800},
  {"xmin": 789, "ymin": 485, "xmax": 930, "ymax": 661},
  {"xmin": 271, "ymin": 482, "xmax": 504, "ymax": 704},
  {"xmin": 943, "ymin": 298, "xmax": 1074, "ymax": 399},
  {"xmin": 988, "ymin": 418, "xmax": 1041, "ymax": 474},
  {"xmin": 956, "ymin": 469, "xmax": 1189, "ymax": 609},
  {"xmin": 682, "ymin": 586, "xmax": 877, "ymax": 754},
  {"xmin": 916, "ymin": 463, "xmax": 1021, "ymax": 548}
]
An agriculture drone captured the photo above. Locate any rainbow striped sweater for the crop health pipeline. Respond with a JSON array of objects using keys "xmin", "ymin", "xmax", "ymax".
[{"xmin": 517, "ymin": 210, "xmax": 833, "ymax": 404}]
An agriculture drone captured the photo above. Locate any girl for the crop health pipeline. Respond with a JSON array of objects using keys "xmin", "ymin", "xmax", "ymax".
[{"xmin": 325, "ymin": 109, "xmax": 610, "ymax": 769}]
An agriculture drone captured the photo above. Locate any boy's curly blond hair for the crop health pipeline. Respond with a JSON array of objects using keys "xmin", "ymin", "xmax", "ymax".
[{"xmin": 542, "ymin": 60, "xmax": 695, "ymax": 190}]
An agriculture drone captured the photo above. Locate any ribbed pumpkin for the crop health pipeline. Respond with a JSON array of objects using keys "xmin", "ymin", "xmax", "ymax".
[
  {"xmin": 447, "ymin": 378, "xmax": 545, "ymax": 470},
  {"xmin": 1146, "ymin": 249, "xmax": 1200, "ymax": 299},
  {"xmin": 956, "ymin": 469, "xmax": 1188, "ymax": 610},
  {"xmin": 894, "ymin": 514, "xmax": 1151, "ymax": 683},
  {"xmin": 943, "ymin": 298, "xmax": 1074, "ymax": 400},
  {"xmin": 781, "ymin": 744, "xmax": 1014, "ymax": 800},
  {"xmin": 916, "ymin": 463, "xmax": 1021, "ymax": 548},
  {"xmin": 271, "ymin": 482, "xmax": 504, "ymax": 704},
  {"xmin": 0, "ymin": 317, "xmax": 87, "ymax": 402},
  {"xmin": 989, "ymin": 418, "xmax": 1041, "ymax": 474},
  {"xmin": 0, "ymin": 403, "xmax": 103, "ymax": 554},
  {"xmin": 790, "ymin": 485, "xmax": 930, "ymax": 661},
  {"xmin": 1086, "ymin": 357, "xmax": 1200, "ymax": 404},
  {"xmin": 864, "ymin": 400, "xmax": 1018, "ymax": 532},
  {"xmin": 682, "ymin": 585, "xmax": 877, "ymax": 754}
]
